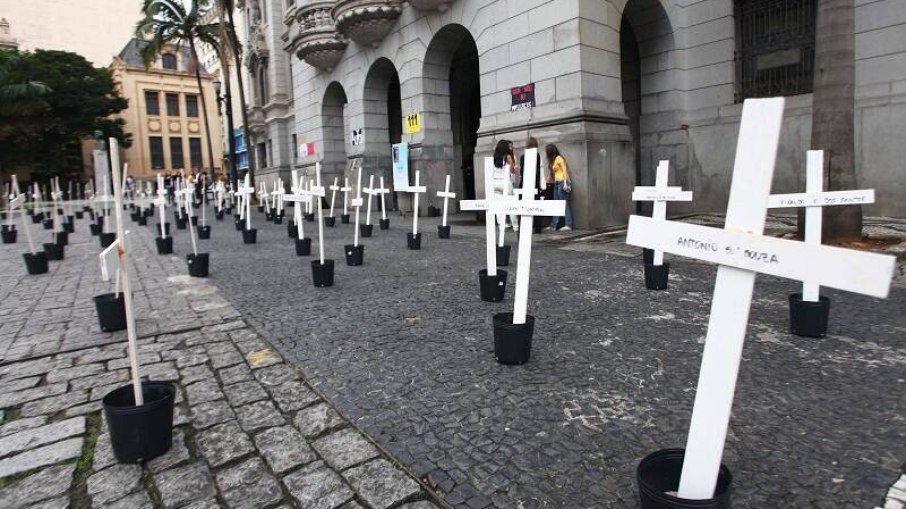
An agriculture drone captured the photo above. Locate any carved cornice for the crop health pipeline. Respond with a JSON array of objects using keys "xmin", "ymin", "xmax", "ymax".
[
  {"xmin": 331, "ymin": 0, "xmax": 402, "ymax": 48},
  {"xmin": 290, "ymin": 1, "xmax": 348, "ymax": 71},
  {"xmin": 408, "ymin": 0, "xmax": 453, "ymax": 12}
]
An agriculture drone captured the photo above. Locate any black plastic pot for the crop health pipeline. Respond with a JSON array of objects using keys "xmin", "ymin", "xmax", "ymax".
[
  {"xmin": 789, "ymin": 293, "xmax": 830, "ymax": 338},
  {"xmin": 379, "ymin": 218, "xmax": 390, "ymax": 230},
  {"xmin": 493, "ymin": 312, "xmax": 534, "ymax": 365},
  {"xmin": 90, "ymin": 223, "xmax": 102, "ymax": 236},
  {"xmin": 145, "ymin": 208, "xmax": 154, "ymax": 217},
  {"xmin": 43, "ymin": 219, "xmax": 54, "ymax": 230},
  {"xmin": 190, "ymin": 216, "xmax": 198, "ymax": 226},
  {"xmin": 407, "ymin": 232, "xmax": 422, "ymax": 250},
  {"xmin": 24, "ymin": 252, "xmax": 49, "ymax": 274},
  {"xmin": 26, "ymin": 208, "xmax": 35, "ymax": 216},
  {"xmin": 94, "ymin": 293, "xmax": 126, "ymax": 332},
  {"xmin": 479, "ymin": 269, "xmax": 508, "ymax": 302},
  {"xmin": 75, "ymin": 211, "xmax": 84, "ymax": 220},
  {"xmin": 100, "ymin": 232, "xmax": 116, "ymax": 248},
  {"xmin": 102, "ymin": 381, "xmax": 175, "ymax": 463},
  {"xmin": 242, "ymin": 228, "xmax": 257, "ymax": 244},
  {"xmin": 66, "ymin": 214, "xmax": 74, "ymax": 225},
  {"xmin": 345, "ymin": 244, "xmax": 364, "ymax": 266},
  {"xmin": 83, "ymin": 205, "xmax": 92, "ymax": 212},
  {"xmin": 95, "ymin": 216, "xmax": 104, "ymax": 227},
  {"xmin": 304, "ymin": 213, "xmax": 315, "ymax": 223},
  {"xmin": 234, "ymin": 218, "xmax": 244, "ymax": 231},
  {"xmin": 64, "ymin": 219, "xmax": 75, "ymax": 233},
  {"xmin": 56, "ymin": 231, "xmax": 68, "ymax": 246},
  {"xmin": 1, "ymin": 228, "xmax": 16, "ymax": 244},
  {"xmin": 643, "ymin": 248, "xmax": 654, "ymax": 265},
  {"xmin": 272, "ymin": 215, "xmax": 283, "ymax": 225},
  {"xmin": 325, "ymin": 216, "xmax": 336, "ymax": 227},
  {"xmin": 31, "ymin": 214, "xmax": 42, "ymax": 224},
  {"xmin": 43, "ymin": 242, "xmax": 64, "ymax": 261},
  {"xmin": 216, "ymin": 210, "xmax": 225, "ymax": 220},
  {"xmin": 187, "ymin": 253, "xmax": 209, "ymax": 277},
  {"xmin": 427, "ymin": 205, "xmax": 440, "ymax": 217},
  {"xmin": 176, "ymin": 217, "xmax": 187, "ymax": 230},
  {"xmin": 265, "ymin": 212, "xmax": 274, "ymax": 222},
  {"xmin": 360, "ymin": 224, "xmax": 373, "ymax": 238},
  {"xmin": 258, "ymin": 205, "xmax": 265, "ymax": 213},
  {"xmin": 637, "ymin": 449, "xmax": 732, "ymax": 509},
  {"xmin": 341, "ymin": 214, "xmax": 350, "ymax": 224},
  {"xmin": 644, "ymin": 263, "xmax": 670, "ymax": 290},
  {"xmin": 130, "ymin": 212, "xmax": 141, "ymax": 222},
  {"xmin": 137, "ymin": 216, "xmax": 147, "ymax": 226},
  {"xmin": 155, "ymin": 237, "xmax": 173, "ymax": 255},
  {"xmin": 438, "ymin": 225, "xmax": 451, "ymax": 239},
  {"xmin": 496, "ymin": 244, "xmax": 511, "ymax": 266},
  {"xmin": 295, "ymin": 237, "xmax": 311, "ymax": 256},
  {"xmin": 311, "ymin": 260, "xmax": 335, "ymax": 287},
  {"xmin": 197, "ymin": 225, "xmax": 211, "ymax": 239},
  {"xmin": 288, "ymin": 222, "xmax": 298, "ymax": 238}
]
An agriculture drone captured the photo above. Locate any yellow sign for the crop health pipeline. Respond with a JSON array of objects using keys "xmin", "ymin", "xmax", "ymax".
[{"xmin": 403, "ymin": 112, "xmax": 421, "ymax": 134}]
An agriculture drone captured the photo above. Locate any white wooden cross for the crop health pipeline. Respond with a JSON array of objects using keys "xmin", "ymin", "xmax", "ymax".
[
  {"xmin": 51, "ymin": 178, "xmax": 63, "ymax": 234},
  {"xmin": 436, "ymin": 174, "xmax": 456, "ymax": 228},
  {"xmin": 491, "ymin": 149, "xmax": 565, "ymax": 324},
  {"xmin": 271, "ymin": 179, "xmax": 285, "ymax": 216},
  {"xmin": 259, "ymin": 182, "xmax": 271, "ymax": 215},
  {"xmin": 154, "ymin": 174, "xmax": 168, "ymax": 239},
  {"xmin": 407, "ymin": 170, "xmax": 427, "ymax": 236},
  {"xmin": 376, "ymin": 177, "xmax": 390, "ymax": 222},
  {"xmin": 328, "ymin": 177, "xmax": 340, "ymax": 218},
  {"xmin": 311, "ymin": 163, "xmax": 328, "ymax": 264},
  {"xmin": 625, "ymin": 98, "xmax": 895, "ymax": 500},
  {"xmin": 237, "ymin": 173, "xmax": 254, "ymax": 230},
  {"xmin": 6, "ymin": 176, "xmax": 21, "ymax": 230},
  {"xmin": 283, "ymin": 170, "xmax": 309, "ymax": 241},
  {"xmin": 767, "ymin": 150, "xmax": 875, "ymax": 302},
  {"xmin": 363, "ymin": 175, "xmax": 377, "ymax": 227},
  {"xmin": 340, "ymin": 177, "xmax": 352, "ymax": 218},
  {"xmin": 180, "ymin": 182, "xmax": 199, "ymax": 255},
  {"xmin": 96, "ymin": 175, "xmax": 115, "ymax": 234},
  {"xmin": 10, "ymin": 175, "xmax": 34, "ymax": 253},
  {"xmin": 351, "ymin": 164, "xmax": 364, "ymax": 247},
  {"xmin": 632, "ymin": 160, "xmax": 693, "ymax": 266},
  {"xmin": 460, "ymin": 159, "xmax": 500, "ymax": 277}
]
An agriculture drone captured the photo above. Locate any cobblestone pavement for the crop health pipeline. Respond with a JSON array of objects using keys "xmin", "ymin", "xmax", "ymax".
[
  {"xmin": 0, "ymin": 208, "xmax": 441, "ymax": 509},
  {"xmin": 194, "ymin": 206, "xmax": 904, "ymax": 508}
]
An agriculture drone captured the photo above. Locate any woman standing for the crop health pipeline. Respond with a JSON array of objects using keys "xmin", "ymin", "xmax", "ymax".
[
  {"xmin": 492, "ymin": 139, "xmax": 518, "ymax": 231},
  {"xmin": 545, "ymin": 144, "xmax": 573, "ymax": 231}
]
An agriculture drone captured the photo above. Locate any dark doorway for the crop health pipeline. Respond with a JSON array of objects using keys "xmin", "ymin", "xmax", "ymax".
[
  {"xmin": 387, "ymin": 71, "xmax": 402, "ymax": 145},
  {"xmin": 322, "ymin": 82, "xmax": 348, "ymax": 178},
  {"xmin": 449, "ymin": 35, "xmax": 480, "ymax": 200},
  {"xmin": 621, "ymin": 16, "xmax": 642, "ymax": 213}
]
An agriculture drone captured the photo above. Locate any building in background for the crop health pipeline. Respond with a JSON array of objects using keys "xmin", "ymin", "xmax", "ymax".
[
  {"xmin": 0, "ymin": 18, "xmax": 18, "ymax": 50},
  {"xmin": 108, "ymin": 38, "xmax": 222, "ymax": 181}
]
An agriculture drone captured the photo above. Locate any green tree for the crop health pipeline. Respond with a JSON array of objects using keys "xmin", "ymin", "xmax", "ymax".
[
  {"xmin": 136, "ymin": 0, "xmax": 219, "ymax": 179},
  {"xmin": 0, "ymin": 49, "xmax": 51, "ymax": 116}
]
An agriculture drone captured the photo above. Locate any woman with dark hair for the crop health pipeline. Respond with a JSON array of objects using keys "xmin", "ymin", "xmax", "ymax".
[
  {"xmin": 545, "ymin": 143, "xmax": 573, "ymax": 231},
  {"xmin": 492, "ymin": 139, "xmax": 518, "ymax": 230}
]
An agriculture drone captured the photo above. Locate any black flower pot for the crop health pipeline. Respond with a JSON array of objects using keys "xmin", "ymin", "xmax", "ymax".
[
  {"xmin": 496, "ymin": 244, "xmax": 511, "ymax": 266},
  {"xmin": 379, "ymin": 218, "xmax": 390, "ymax": 230},
  {"xmin": 190, "ymin": 216, "xmax": 198, "ymax": 226},
  {"xmin": 130, "ymin": 212, "xmax": 141, "ymax": 222},
  {"xmin": 66, "ymin": 214, "xmax": 74, "ymax": 225},
  {"xmin": 643, "ymin": 248, "xmax": 654, "ymax": 265},
  {"xmin": 265, "ymin": 212, "xmax": 274, "ymax": 222},
  {"xmin": 345, "ymin": 244, "xmax": 364, "ymax": 266},
  {"xmin": 197, "ymin": 225, "xmax": 211, "ymax": 239},
  {"xmin": 234, "ymin": 218, "xmax": 244, "ymax": 231},
  {"xmin": 216, "ymin": 210, "xmax": 224, "ymax": 221},
  {"xmin": 492, "ymin": 312, "xmax": 534, "ymax": 365},
  {"xmin": 427, "ymin": 205, "xmax": 440, "ymax": 217},
  {"xmin": 789, "ymin": 293, "xmax": 830, "ymax": 338},
  {"xmin": 304, "ymin": 213, "xmax": 315, "ymax": 223},
  {"xmin": 95, "ymin": 216, "xmax": 104, "ymax": 227},
  {"xmin": 295, "ymin": 237, "xmax": 311, "ymax": 256},
  {"xmin": 636, "ymin": 449, "xmax": 732, "ymax": 509},
  {"xmin": 94, "ymin": 293, "xmax": 126, "ymax": 332},
  {"xmin": 23, "ymin": 252, "xmax": 48, "ymax": 275},
  {"xmin": 31, "ymin": 214, "xmax": 42, "ymax": 224},
  {"xmin": 272, "ymin": 215, "xmax": 283, "ymax": 225},
  {"xmin": 311, "ymin": 260, "xmax": 335, "ymax": 287},
  {"xmin": 145, "ymin": 208, "xmax": 154, "ymax": 217},
  {"xmin": 242, "ymin": 228, "xmax": 257, "ymax": 244},
  {"xmin": 137, "ymin": 216, "xmax": 147, "ymax": 226},
  {"xmin": 340, "ymin": 214, "xmax": 350, "ymax": 224},
  {"xmin": 90, "ymin": 223, "xmax": 102, "ymax": 236},
  {"xmin": 100, "ymin": 232, "xmax": 116, "ymax": 249},
  {"xmin": 478, "ymin": 269, "xmax": 508, "ymax": 302},
  {"xmin": 55, "ymin": 231, "xmax": 68, "ymax": 246},
  {"xmin": 43, "ymin": 242, "xmax": 64, "ymax": 261},
  {"xmin": 63, "ymin": 221, "xmax": 75, "ymax": 234},
  {"xmin": 438, "ymin": 225, "xmax": 451, "ymax": 239},
  {"xmin": 407, "ymin": 233, "xmax": 422, "ymax": 250},
  {"xmin": 176, "ymin": 217, "xmax": 187, "ymax": 230},
  {"xmin": 187, "ymin": 253, "xmax": 209, "ymax": 277},
  {"xmin": 83, "ymin": 206, "xmax": 91, "ymax": 212},
  {"xmin": 360, "ymin": 224, "xmax": 373, "ymax": 238},
  {"xmin": 288, "ymin": 222, "xmax": 298, "ymax": 238},
  {"xmin": 26, "ymin": 208, "xmax": 35, "ymax": 216},
  {"xmin": 1, "ymin": 228, "xmax": 17, "ymax": 244},
  {"xmin": 258, "ymin": 205, "xmax": 265, "ymax": 213},
  {"xmin": 155, "ymin": 237, "xmax": 173, "ymax": 255},
  {"xmin": 325, "ymin": 216, "xmax": 336, "ymax": 227},
  {"xmin": 644, "ymin": 263, "xmax": 670, "ymax": 290},
  {"xmin": 43, "ymin": 219, "xmax": 54, "ymax": 230},
  {"xmin": 102, "ymin": 381, "xmax": 175, "ymax": 464},
  {"xmin": 75, "ymin": 211, "xmax": 84, "ymax": 220}
]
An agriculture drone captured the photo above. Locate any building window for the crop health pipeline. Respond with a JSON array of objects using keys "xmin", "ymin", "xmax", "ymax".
[
  {"xmin": 734, "ymin": 0, "xmax": 817, "ymax": 101},
  {"xmin": 258, "ymin": 142, "xmax": 267, "ymax": 168},
  {"xmin": 189, "ymin": 138, "xmax": 203, "ymax": 170},
  {"xmin": 161, "ymin": 53, "xmax": 177, "ymax": 70},
  {"xmin": 166, "ymin": 93, "xmax": 180, "ymax": 116},
  {"xmin": 268, "ymin": 139, "xmax": 274, "ymax": 167},
  {"xmin": 170, "ymin": 138, "xmax": 184, "ymax": 169},
  {"xmin": 145, "ymin": 90, "xmax": 160, "ymax": 116},
  {"xmin": 257, "ymin": 64, "xmax": 269, "ymax": 105},
  {"xmin": 291, "ymin": 134, "xmax": 297, "ymax": 162},
  {"xmin": 185, "ymin": 94, "xmax": 199, "ymax": 117},
  {"xmin": 149, "ymin": 137, "xmax": 164, "ymax": 169}
]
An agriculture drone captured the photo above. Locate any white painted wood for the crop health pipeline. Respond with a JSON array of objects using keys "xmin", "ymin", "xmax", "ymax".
[
  {"xmin": 766, "ymin": 189, "xmax": 874, "ymax": 209},
  {"xmin": 364, "ymin": 175, "xmax": 376, "ymax": 226},
  {"xmin": 631, "ymin": 160, "xmax": 693, "ymax": 266},
  {"xmin": 377, "ymin": 177, "xmax": 390, "ymax": 220},
  {"xmin": 487, "ymin": 200, "xmax": 565, "ymax": 216},
  {"xmin": 329, "ymin": 177, "xmax": 340, "ymax": 218},
  {"xmin": 409, "ymin": 171, "xmax": 426, "ymax": 235},
  {"xmin": 436, "ymin": 174, "xmax": 456, "ymax": 227},
  {"xmin": 341, "ymin": 177, "xmax": 351, "ymax": 216},
  {"xmin": 285, "ymin": 170, "xmax": 307, "ymax": 240},
  {"xmin": 312, "ymin": 163, "xmax": 327, "ymax": 264},
  {"xmin": 155, "ymin": 175, "xmax": 167, "ymax": 239},
  {"xmin": 353, "ymin": 165, "xmax": 363, "ymax": 247}
]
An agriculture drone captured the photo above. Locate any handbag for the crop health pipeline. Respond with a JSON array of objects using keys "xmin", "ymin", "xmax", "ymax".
[{"xmin": 562, "ymin": 179, "xmax": 572, "ymax": 193}]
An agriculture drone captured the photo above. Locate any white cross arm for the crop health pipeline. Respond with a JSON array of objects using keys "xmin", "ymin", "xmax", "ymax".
[
  {"xmin": 351, "ymin": 198, "xmax": 363, "ymax": 207},
  {"xmin": 237, "ymin": 187, "xmax": 255, "ymax": 196},
  {"xmin": 363, "ymin": 188, "xmax": 378, "ymax": 196},
  {"xmin": 459, "ymin": 199, "xmax": 490, "ymax": 211},
  {"xmin": 632, "ymin": 187, "xmax": 694, "ymax": 202},
  {"xmin": 375, "ymin": 187, "xmax": 390, "ymax": 194},
  {"xmin": 626, "ymin": 215, "xmax": 895, "ymax": 298},
  {"xmin": 310, "ymin": 186, "xmax": 326, "ymax": 198},
  {"xmin": 488, "ymin": 200, "xmax": 565, "ymax": 217},
  {"xmin": 437, "ymin": 190, "xmax": 457, "ymax": 199},
  {"xmin": 9, "ymin": 195, "xmax": 24, "ymax": 207},
  {"xmin": 283, "ymin": 193, "xmax": 310, "ymax": 203},
  {"xmin": 766, "ymin": 189, "xmax": 875, "ymax": 209},
  {"xmin": 407, "ymin": 186, "xmax": 427, "ymax": 193}
]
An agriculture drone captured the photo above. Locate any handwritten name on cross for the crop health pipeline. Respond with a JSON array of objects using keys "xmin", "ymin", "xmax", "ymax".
[
  {"xmin": 408, "ymin": 170, "xmax": 427, "ymax": 236},
  {"xmin": 436, "ymin": 175, "xmax": 456, "ymax": 228},
  {"xmin": 625, "ymin": 98, "xmax": 895, "ymax": 500},
  {"xmin": 632, "ymin": 160, "xmax": 693, "ymax": 266},
  {"xmin": 284, "ymin": 170, "xmax": 309, "ymax": 240}
]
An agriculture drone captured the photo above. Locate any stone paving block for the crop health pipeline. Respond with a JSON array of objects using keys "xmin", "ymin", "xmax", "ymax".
[
  {"xmin": 180, "ymin": 364, "xmax": 214, "ymax": 385},
  {"xmin": 0, "ymin": 417, "xmax": 84, "ymax": 458},
  {"xmin": 21, "ymin": 391, "xmax": 89, "ymax": 417},
  {"xmin": 236, "ymin": 400, "xmax": 285, "ymax": 432},
  {"xmin": 0, "ymin": 416, "xmax": 47, "ymax": 437},
  {"xmin": 153, "ymin": 463, "xmax": 216, "ymax": 509},
  {"xmin": 283, "ymin": 460, "xmax": 354, "ymax": 509},
  {"xmin": 312, "ymin": 428, "xmax": 380, "ymax": 471},
  {"xmin": 252, "ymin": 363, "xmax": 297, "ymax": 386},
  {"xmin": 142, "ymin": 361, "xmax": 179, "ymax": 382},
  {"xmin": 218, "ymin": 363, "xmax": 253, "ymax": 385},
  {"xmin": 0, "ymin": 463, "xmax": 74, "ymax": 509},
  {"xmin": 185, "ymin": 379, "xmax": 223, "ymax": 405},
  {"xmin": 90, "ymin": 383, "xmax": 126, "ymax": 402},
  {"xmin": 21, "ymin": 496, "xmax": 68, "ymax": 509},
  {"xmin": 254, "ymin": 425, "xmax": 317, "ymax": 474},
  {"xmin": 0, "ymin": 437, "xmax": 82, "ymax": 478},
  {"xmin": 294, "ymin": 403, "xmax": 345, "ymax": 439},
  {"xmin": 208, "ymin": 348, "xmax": 244, "ymax": 369},
  {"xmin": 147, "ymin": 429, "xmax": 190, "ymax": 473},
  {"xmin": 196, "ymin": 421, "xmax": 254, "ymax": 468},
  {"xmin": 99, "ymin": 490, "xmax": 154, "ymax": 509},
  {"xmin": 0, "ymin": 383, "xmax": 68, "ymax": 409},
  {"xmin": 215, "ymin": 457, "xmax": 283, "ymax": 509},
  {"xmin": 69, "ymin": 370, "xmax": 129, "ymax": 391},
  {"xmin": 86, "ymin": 464, "xmax": 143, "ymax": 506},
  {"xmin": 64, "ymin": 400, "xmax": 103, "ymax": 418},
  {"xmin": 180, "ymin": 498, "xmax": 221, "ymax": 509},
  {"xmin": 0, "ymin": 375, "xmax": 41, "ymax": 394},
  {"xmin": 174, "ymin": 347, "xmax": 209, "ymax": 369},
  {"xmin": 246, "ymin": 348, "xmax": 282, "ymax": 369},
  {"xmin": 203, "ymin": 319, "xmax": 245, "ymax": 333},
  {"xmin": 268, "ymin": 380, "xmax": 320, "ymax": 413},
  {"xmin": 224, "ymin": 380, "xmax": 268, "ymax": 407},
  {"xmin": 107, "ymin": 352, "xmax": 161, "ymax": 371},
  {"xmin": 397, "ymin": 502, "xmax": 441, "ymax": 509},
  {"xmin": 190, "ymin": 399, "xmax": 235, "ymax": 430},
  {"xmin": 344, "ymin": 459, "xmax": 422, "ymax": 509},
  {"xmin": 44, "ymin": 362, "xmax": 104, "ymax": 383},
  {"xmin": 76, "ymin": 347, "xmax": 125, "ymax": 365},
  {"xmin": 93, "ymin": 432, "xmax": 116, "ymax": 472}
]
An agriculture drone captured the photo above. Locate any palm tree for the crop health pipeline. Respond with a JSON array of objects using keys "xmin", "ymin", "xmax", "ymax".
[
  {"xmin": 0, "ymin": 50, "xmax": 51, "ymax": 116},
  {"xmin": 810, "ymin": 0, "xmax": 861, "ymax": 242},
  {"xmin": 136, "ymin": 0, "xmax": 220, "ymax": 180},
  {"xmin": 219, "ymin": 0, "xmax": 257, "ymax": 184}
]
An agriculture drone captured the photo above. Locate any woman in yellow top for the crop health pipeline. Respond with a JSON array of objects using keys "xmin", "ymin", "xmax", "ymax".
[{"xmin": 545, "ymin": 144, "xmax": 573, "ymax": 231}]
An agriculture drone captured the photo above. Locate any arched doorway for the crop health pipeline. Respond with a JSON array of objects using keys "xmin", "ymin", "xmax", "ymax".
[
  {"xmin": 363, "ymin": 58, "xmax": 402, "ymax": 207},
  {"xmin": 321, "ymin": 82, "xmax": 348, "ymax": 179}
]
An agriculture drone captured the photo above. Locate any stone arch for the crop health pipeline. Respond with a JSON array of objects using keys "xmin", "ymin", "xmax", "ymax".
[
  {"xmin": 360, "ymin": 57, "xmax": 402, "ymax": 205},
  {"xmin": 321, "ymin": 81, "xmax": 349, "ymax": 178}
]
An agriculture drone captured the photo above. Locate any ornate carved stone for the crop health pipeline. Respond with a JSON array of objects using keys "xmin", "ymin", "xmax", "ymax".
[
  {"xmin": 291, "ymin": 1, "xmax": 348, "ymax": 71},
  {"xmin": 408, "ymin": 0, "xmax": 452, "ymax": 12},
  {"xmin": 332, "ymin": 0, "xmax": 402, "ymax": 48}
]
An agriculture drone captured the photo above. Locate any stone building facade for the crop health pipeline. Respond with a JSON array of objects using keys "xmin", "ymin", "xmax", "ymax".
[{"xmin": 275, "ymin": 0, "xmax": 906, "ymax": 228}]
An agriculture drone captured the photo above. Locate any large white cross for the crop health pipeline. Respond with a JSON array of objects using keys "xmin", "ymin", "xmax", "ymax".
[
  {"xmin": 328, "ymin": 177, "xmax": 340, "ymax": 218},
  {"xmin": 179, "ymin": 182, "xmax": 199, "ymax": 255},
  {"xmin": 376, "ymin": 177, "xmax": 390, "ymax": 222},
  {"xmin": 10, "ymin": 175, "xmax": 35, "ymax": 253},
  {"xmin": 491, "ymin": 149, "xmax": 565, "ymax": 324},
  {"xmin": 237, "ymin": 174, "xmax": 254, "ymax": 230},
  {"xmin": 351, "ymin": 165, "xmax": 364, "ymax": 247},
  {"xmin": 96, "ymin": 175, "xmax": 115, "ymax": 234},
  {"xmin": 311, "ymin": 163, "xmax": 327, "ymax": 264},
  {"xmin": 767, "ymin": 150, "xmax": 875, "ymax": 302},
  {"xmin": 632, "ymin": 160, "xmax": 693, "ymax": 266},
  {"xmin": 363, "ymin": 174, "xmax": 376, "ymax": 227},
  {"xmin": 460, "ymin": 159, "xmax": 503, "ymax": 277},
  {"xmin": 625, "ymin": 98, "xmax": 895, "ymax": 500},
  {"xmin": 154, "ymin": 174, "xmax": 168, "ymax": 239},
  {"xmin": 436, "ymin": 174, "xmax": 456, "ymax": 228},
  {"xmin": 340, "ymin": 177, "xmax": 352, "ymax": 217},
  {"xmin": 284, "ymin": 170, "xmax": 310, "ymax": 241},
  {"xmin": 271, "ymin": 179, "xmax": 285, "ymax": 215},
  {"xmin": 408, "ymin": 170, "xmax": 427, "ymax": 236}
]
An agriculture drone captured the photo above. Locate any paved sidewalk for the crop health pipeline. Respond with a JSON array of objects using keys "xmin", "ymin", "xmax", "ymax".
[{"xmin": 0, "ymin": 211, "xmax": 441, "ymax": 509}]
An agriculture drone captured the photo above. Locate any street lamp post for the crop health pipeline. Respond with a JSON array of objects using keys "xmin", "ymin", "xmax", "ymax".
[{"xmin": 213, "ymin": 79, "xmax": 239, "ymax": 189}]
